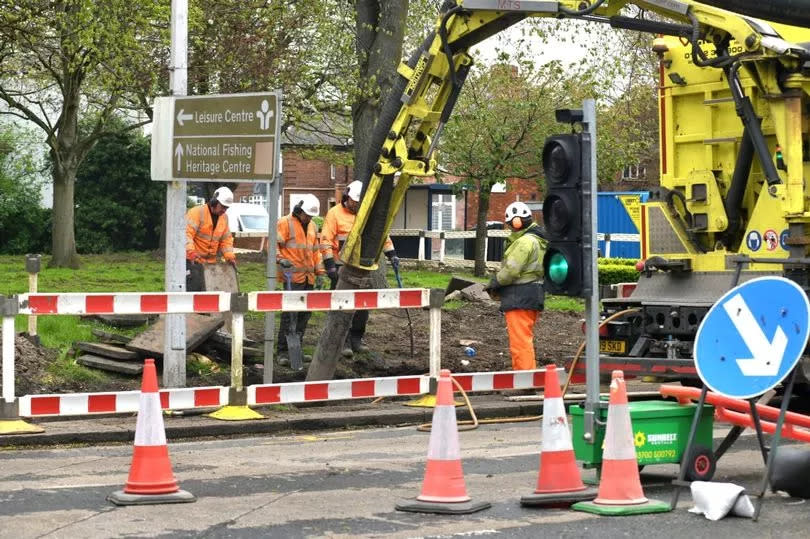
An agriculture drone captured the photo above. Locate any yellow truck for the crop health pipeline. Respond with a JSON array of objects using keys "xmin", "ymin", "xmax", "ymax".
[{"xmin": 337, "ymin": 0, "xmax": 810, "ymax": 387}]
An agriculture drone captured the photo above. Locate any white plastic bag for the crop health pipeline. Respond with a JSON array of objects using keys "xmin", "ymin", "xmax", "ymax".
[{"xmin": 689, "ymin": 481, "xmax": 755, "ymax": 521}]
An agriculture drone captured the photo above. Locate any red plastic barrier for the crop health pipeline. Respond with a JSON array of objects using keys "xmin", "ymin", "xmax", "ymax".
[{"xmin": 660, "ymin": 384, "xmax": 810, "ymax": 444}]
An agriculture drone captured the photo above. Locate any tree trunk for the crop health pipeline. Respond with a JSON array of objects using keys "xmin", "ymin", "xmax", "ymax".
[
  {"xmin": 308, "ymin": 1, "xmax": 408, "ymax": 380},
  {"xmin": 474, "ymin": 189, "xmax": 491, "ymax": 277},
  {"xmin": 306, "ymin": 265, "xmax": 376, "ymax": 381},
  {"xmin": 49, "ymin": 166, "xmax": 80, "ymax": 268}
]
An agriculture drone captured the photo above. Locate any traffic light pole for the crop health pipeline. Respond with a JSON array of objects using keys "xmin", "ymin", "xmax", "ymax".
[{"xmin": 581, "ymin": 99, "xmax": 600, "ymax": 444}]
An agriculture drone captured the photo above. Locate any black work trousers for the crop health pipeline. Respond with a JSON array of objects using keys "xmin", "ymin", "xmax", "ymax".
[
  {"xmin": 330, "ymin": 266, "xmax": 369, "ymax": 339},
  {"xmin": 277, "ymin": 281, "xmax": 313, "ymax": 353}
]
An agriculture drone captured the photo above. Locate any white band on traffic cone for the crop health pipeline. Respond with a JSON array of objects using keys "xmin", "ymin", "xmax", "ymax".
[
  {"xmin": 134, "ymin": 393, "xmax": 167, "ymax": 446},
  {"xmin": 426, "ymin": 405, "xmax": 461, "ymax": 461},
  {"xmin": 602, "ymin": 403, "xmax": 635, "ymax": 460},
  {"xmin": 542, "ymin": 397, "xmax": 574, "ymax": 452}
]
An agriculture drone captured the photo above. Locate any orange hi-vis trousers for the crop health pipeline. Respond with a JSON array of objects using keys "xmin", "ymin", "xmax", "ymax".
[{"xmin": 504, "ymin": 309, "xmax": 540, "ymax": 370}]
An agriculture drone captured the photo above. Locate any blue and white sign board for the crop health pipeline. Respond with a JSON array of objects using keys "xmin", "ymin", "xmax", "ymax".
[{"xmin": 694, "ymin": 276, "xmax": 810, "ymax": 399}]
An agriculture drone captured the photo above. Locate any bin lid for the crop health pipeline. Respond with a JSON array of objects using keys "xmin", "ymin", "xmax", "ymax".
[{"xmin": 569, "ymin": 400, "xmax": 712, "ymax": 418}]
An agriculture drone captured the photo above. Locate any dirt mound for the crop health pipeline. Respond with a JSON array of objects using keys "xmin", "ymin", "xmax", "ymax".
[{"xmin": 0, "ymin": 335, "xmax": 58, "ymax": 396}]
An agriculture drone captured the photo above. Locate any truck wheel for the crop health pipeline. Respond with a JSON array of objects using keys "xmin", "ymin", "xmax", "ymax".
[{"xmin": 684, "ymin": 445, "xmax": 715, "ymax": 482}]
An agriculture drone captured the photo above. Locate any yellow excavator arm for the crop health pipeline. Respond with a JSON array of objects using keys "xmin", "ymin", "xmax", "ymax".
[{"xmin": 341, "ymin": 0, "xmax": 809, "ymax": 270}]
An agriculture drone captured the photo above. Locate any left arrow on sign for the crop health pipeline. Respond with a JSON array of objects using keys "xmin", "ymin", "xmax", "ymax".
[
  {"xmin": 176, "ymin": 108, "xmax": 193, "ymax": 126},
  {"xmin": 723, "ymin": 293, "xmax": 788, "ymax": 377},
  {"xmin": 174, "ymin": 143, "xmax": 184, "ymax": 172}
]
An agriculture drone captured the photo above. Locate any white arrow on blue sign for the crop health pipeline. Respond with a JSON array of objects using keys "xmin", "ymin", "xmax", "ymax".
[{"xmin": 694, "ymin": 276, "xmax": 810, "ymax": 399}]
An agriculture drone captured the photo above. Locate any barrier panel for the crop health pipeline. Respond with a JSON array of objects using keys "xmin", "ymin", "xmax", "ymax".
[{"xmin": 3, "ymin": 287, "xmax": 553, "ymax": 423}]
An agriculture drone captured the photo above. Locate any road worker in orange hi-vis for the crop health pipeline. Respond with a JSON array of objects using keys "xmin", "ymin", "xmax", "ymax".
[
  {"xmin": 276, "ymin": 194, "xmax": 326, "ymax": 365},
  {"xmin": 185, "ymin": 186, "xmax": 236, "ymax": 291},
  {"xmin": 485, "ymin": 201, "xmax": 547, "ymax": 371},
  {"xmin": 320, "ymin": 180, "xmax": 400, "ymax": 357}
]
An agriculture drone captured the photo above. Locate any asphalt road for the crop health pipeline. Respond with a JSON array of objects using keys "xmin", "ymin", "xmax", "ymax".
[{"xmin": 0, "ymin": 422, "xmax": 808, "ymax": 538}]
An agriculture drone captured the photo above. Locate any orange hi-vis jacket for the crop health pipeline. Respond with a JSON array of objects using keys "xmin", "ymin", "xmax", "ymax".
[
  {"xmin": 320, "ymin": 204, "xmax": 394, "ymax": 265},
  {"xmin": 277, "ymin": 213, "xmax": 326, "ymax": 285},
  {"xmin": 185, "ymin": 204, "xmax": 235, "ymax": 263}
]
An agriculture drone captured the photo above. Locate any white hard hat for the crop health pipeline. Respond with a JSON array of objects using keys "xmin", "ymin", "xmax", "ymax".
[
  {"xmin": 298, "ymin": 194, "xmax": 320, "ymax": 217},
  {"xmin": 505, "ymin": 201, "xmax": 531, "ymax": 221},
  {"xmin": 213, "ymin": 186, "xmax": 234, "ymax": 207},
  {"xmin": 346, "ymin": 181, "xmax": 363, "ymax": 202}
]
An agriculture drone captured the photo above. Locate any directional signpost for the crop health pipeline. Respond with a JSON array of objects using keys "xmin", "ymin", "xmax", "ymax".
[
  {"xmin": 151, "ymin": 92, "xmax": 280, "ymax": 182},
  {"xmin": 694, "ymin": 276, "xmax": 810, "ymax": 399}
]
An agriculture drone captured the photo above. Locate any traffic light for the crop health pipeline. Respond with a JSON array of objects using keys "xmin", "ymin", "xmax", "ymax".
[{"xmin": 542, "ymin": 122, "xmax": 592, "ymax": 297}]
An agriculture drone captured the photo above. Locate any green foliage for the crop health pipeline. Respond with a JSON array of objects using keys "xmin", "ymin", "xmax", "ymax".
[
  {"xmin": 599, "ymin": 257, "xmax": 640, "ymax": 266},
  {"xmin": 545, "ymin": 295, "xmax": 584, "ymax": 312},
  {"xmin": 74, "ymin": 124, "xmax": 164, "ymax": 253},
  {"xmin": 0, "ymin": 126, "xmax": 50, "ymax": 254},
  {"xmin": 598, "ymin": 264, "xmax": 640, "ymax": 286}
]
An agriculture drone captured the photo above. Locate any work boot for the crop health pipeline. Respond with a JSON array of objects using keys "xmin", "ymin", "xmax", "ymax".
[
  {"xmin": 341, "ymin": 342, "xmax": 354, "ymax": 358},
  {"xmin": 303, "ymin": 354, "xmax": 313, "ymax": 363},
  {"xmin": 277, "ymin": 354, "xmax": 290, "ymax": 366},
  {"xmin": 350, "ymin": 335, "xmax": 370, "ymax": 354}
]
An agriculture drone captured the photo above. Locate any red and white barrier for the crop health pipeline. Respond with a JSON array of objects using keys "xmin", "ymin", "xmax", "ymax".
[
  {"xmin": 248, "ymin": 288, "xmax": 429, "ymax": 312},
  {"xmin": 18, "ymin": 386, "xmax": 228, "ymax": 417},
  {"xmin": 18, "ymin": 292, "xmax": 230, "ymax": 315},
  {"xmin": 15, "ymin": 369, "xmax": 552, "ymax": 417},
  {"xmin": 249, "ymin": 375, "xmax": 429, "ymax": 405}
]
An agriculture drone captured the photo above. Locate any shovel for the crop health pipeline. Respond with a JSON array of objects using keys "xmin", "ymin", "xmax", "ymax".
[
  {"xmin": 283, "ymin": 270, "xmax": 304, "ymax": 370},
  {"xmin": 392, "ymin": 263, "xmax": 415, "ymax": 357}
]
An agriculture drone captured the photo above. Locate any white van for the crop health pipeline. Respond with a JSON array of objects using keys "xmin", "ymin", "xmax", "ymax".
[{"xmin": 226, "ymin": 203, "xmax": 269, "ymax": 233}]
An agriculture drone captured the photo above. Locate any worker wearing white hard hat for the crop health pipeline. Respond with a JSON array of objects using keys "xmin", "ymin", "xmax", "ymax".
[
  {"xmin": 276, "ymin": 193, "xmax": 326, "ymax": 365},
  {"xmin": 319, "ymin": 180, "xmax": 399, "ymax": 357},
  {"xmin": 185, "ymin": 186, "xmax": 236, "ymax": 291},
  {"xmin": 485, "ymin": 201, "xmax": 547, "ymax": 372}
]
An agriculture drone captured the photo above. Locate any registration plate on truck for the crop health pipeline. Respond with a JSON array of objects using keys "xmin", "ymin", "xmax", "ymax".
[{"xmin": 599, "ymin": 340, "xmax": 626, "ymax": 354}]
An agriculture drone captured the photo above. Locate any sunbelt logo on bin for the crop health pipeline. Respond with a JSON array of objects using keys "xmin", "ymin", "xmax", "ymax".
[{"xmin": 634, "ymin": 431, "xmax": 677, "ymax": 447}]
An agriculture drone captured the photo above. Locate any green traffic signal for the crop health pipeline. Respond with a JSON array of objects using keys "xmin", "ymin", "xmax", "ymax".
[{"xmin": 547, "ymin": 252, "xmax": 569, "ymax": 284}]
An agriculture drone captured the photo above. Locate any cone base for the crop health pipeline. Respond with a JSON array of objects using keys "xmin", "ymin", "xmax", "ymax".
[
  {"xmin": 520, "ymin": 487, "xmax": 598, "ymax": 507},
  {"xmin": 396, "ymin": 498, "xmax": 491, "ymax": 515},
  {"xmin": 108, "ymin": 489, "xmax": 196, "ymax": 506},
  {"xmin": 572, "ymin": 498, "xmax": 670, "ymax": 516}
]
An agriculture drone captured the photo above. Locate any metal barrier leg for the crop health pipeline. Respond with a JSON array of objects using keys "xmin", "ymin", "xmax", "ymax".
[
  {"xmin": 209, "ymin": 295, "xmax": 263, "ymax": 421},
  {"xmin": 405, "ymin": 289, "xmax": 450, "ymax": 408},
  {"xmin": 670, "ymin": 385, "xmax": 707, "ymax": 509}
]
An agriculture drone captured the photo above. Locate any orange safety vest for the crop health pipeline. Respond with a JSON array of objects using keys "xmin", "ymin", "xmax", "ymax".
[
  {"xmin": 277, "ymin": 214, "xmax": 325, "ymax": 284},
  {"xmin": 320, "ymin": 204, "xmax": 393, "ymax": 265},
  {"xmin": 185, "ymin": 204, "xmax": 235, "ymax": 263}
]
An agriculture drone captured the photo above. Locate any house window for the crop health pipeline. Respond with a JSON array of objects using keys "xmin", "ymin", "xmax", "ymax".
[
  {"xmin": 330, "ymin": 164, "xmax": 336, "ymax": 180},
  {"xmin": 622, "ymin": 164, "xmax": 646, "ymax": 180}
]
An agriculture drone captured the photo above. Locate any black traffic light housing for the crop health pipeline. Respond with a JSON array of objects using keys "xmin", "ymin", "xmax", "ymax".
[{"xmin": 542, "ymin": 111, "xmax": 592, "ymax": 297}]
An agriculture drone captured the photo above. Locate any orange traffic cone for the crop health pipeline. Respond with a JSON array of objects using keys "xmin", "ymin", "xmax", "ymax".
[
  {"xmin": 521, "ymin": 365, "xmax": 597, "ymax": 507},
  {"xmin": 572, "ymin": 370, "xmax": 669, "ymax": 515},
  {"xmin": 396, "ymin": 369, "xmax": 490, "ymax": 514},
  {"xmin": 108, "ymin": 359, "xmax": 195, "ymax": 505}
]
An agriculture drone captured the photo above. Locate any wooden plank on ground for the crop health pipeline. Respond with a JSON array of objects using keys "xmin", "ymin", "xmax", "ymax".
[
  {"xmin": 125, "ymin": 314, "xmax": 224, "ymax": 358},
  {"xmin": 76, "ymin": 354, "xmax": 144, "ymax": 376},
  {"xmin": 76, "ymin": 341, "xmax": 138, "ymax": 360},
  {"xmin": 95, "ymin": 314, "xmax": 155, "ymax": 327},
  {"xmin": 90, "ymin": 329, "xmax": 132, "ymax": 345}
]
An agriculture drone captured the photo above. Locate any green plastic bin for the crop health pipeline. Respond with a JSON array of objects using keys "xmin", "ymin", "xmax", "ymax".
[{"xmin": 570, "ymin": 399, "xmax": 715, "ymax": 481}]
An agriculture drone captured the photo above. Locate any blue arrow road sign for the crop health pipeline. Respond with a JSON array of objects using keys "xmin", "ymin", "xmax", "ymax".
[{"xmin": 694, "ymin": 276, "xmax": 810, "ymax": 399}]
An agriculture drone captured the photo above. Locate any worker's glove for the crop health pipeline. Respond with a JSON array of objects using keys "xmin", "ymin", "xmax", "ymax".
[
  {"xmin": 187, "ymin": 251, "xmax": 202, "ymax": 263},
  {"xmin": 484, "ymin": 277, "xmax": 501, "ymax": 298},
  {"xmin": 279, "ymin": 258, "xmax": 293, "ymax": 270},
  {"xmin": 386, "ymin": 251, "xmax": 400, "ymax": 271},
  {"xmin": 324, "ymin": 257, "xmax": 338, "ymax": 280}
]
